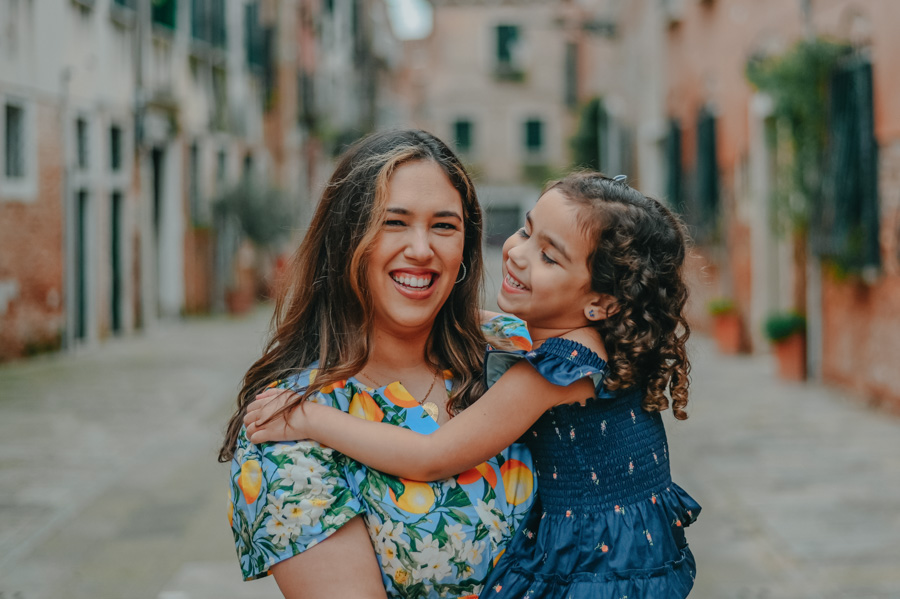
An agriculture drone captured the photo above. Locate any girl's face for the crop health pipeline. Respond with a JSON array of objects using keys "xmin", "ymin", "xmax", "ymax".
[
  {"xmin": 367, "ymin": 160, "xmax": 465, "ymax": 339},
  {"xmin": 498, "ymin": 189, "xmax": 601, "ymax": 332}
]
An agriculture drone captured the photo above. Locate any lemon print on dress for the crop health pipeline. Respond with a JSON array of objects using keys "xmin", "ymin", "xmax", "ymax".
[
  {"xmin": 457, "ymin": 462, "xmax": 498, "ymax": 488},
  {"xmin": 389, "ymin": 479, "xmax": 436, "ymax": 513},
  {"xmin": 383, "ymin": 381, "xmax": 420, "ymax": 408},
  {"xmin": 500, "ymin": 459, "xmax": 534, "ymax": 506},
  {"xmin": 349, "ymin": 390, "xmax": 385, "ymax": 422},
  {"xmin": 238, "ymin": 459, "xmax": 263, "ymax": 504}
]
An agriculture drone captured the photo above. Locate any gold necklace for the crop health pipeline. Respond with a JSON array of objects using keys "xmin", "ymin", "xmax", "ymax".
[{"xmin": 359, "ymin": 368, "xmax": 443, "ymax": 421}]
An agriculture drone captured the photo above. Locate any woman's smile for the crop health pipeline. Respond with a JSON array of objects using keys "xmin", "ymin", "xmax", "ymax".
[{"xmin": 390, "ymin": 268, "xmax": 439, "ymax": 298}]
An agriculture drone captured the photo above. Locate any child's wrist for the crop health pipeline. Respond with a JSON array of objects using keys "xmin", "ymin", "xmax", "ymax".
[{"xmin": 298, "ymin": 399, "xmax": 323, "ymax": 437}]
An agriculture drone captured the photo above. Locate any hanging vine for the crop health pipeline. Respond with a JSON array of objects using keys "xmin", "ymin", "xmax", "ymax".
[{"xmin": 745, "ymin": 37, "xmax": 852, "ymax": 234}]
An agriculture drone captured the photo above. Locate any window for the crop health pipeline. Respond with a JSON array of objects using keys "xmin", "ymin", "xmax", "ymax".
[
  {"xmin": 665, "ymin": 119, "xmax": 683, "ymax": 211},
  {"xmin": 695, "ymin": 107, "xmax": 719, "ymax": 234},
  {"xmin": 243, "ymin": 152, "xmax": 254, "ymax": 180},
  {"xmin": 191, "ymin": 0, "xmax": 205, "ymax": 41},
  {"xmin": 4, "ymin": 104, "xmax": 24, "ymax": 179},
  {"xmin": 189, "ymin": 143, "xmax": 202, "ymax": 226},
  {"xmin": 76, "ymin": 118, "xmax": 89, "ymax": 171},
  {"xmin": 110, "ymin": 125, "xmax": 123, "ymax": 172},
  {"xmin": 524, "ymin": 119, "xmax": 543, "ymax": 154},
  {"xmin": 216, "ymin": 149, "xmax": 227, "ymax": 190},
  {"xmin": 210, "ymin": 0, "xmax": 226, "ymax": 48},
  {"xmin": 495, "ymin": 25, "xmax": 523, "ymax": 80},
  {"xmin": 814, "ymin": 57, "xmax": 880, "ymax": 268},
  {"xmin": 110, "ymin": 191, "xmax": 124, "ymax": 334},
  {"xmin": 453, "ymin": 120, "xmax": 473, "ymax": 154},
  {"xmin": 1, "ymin": 97, "xmax": 36, "ymax": 199},
  {"xmin": 152, "ymin": 0, "xmax": 177, "ymax": 29},
  {"xmin": 298, "ymin": 72, "xmax": 316, "ymax": 127},
  {"xmin": 245, "ymin": 2, "xmax": 264, "ymax": 68},
  {"xmin": 497, "ymin": 25, "xmax": 519, "ymax": 65},
  {"xmin": 565, "ymin": 42, "xmax": 578, "ymax": 109},
  {"xmin": 211, "ymin": 67, "xmax": 227, "ymax": 130},
  {"xmin": 191, "ymin": 0, "xmax": 227, "ymax": 47}
]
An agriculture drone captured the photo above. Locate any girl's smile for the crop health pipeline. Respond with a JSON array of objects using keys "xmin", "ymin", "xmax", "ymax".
[{"xmin": 498, "ymin": 189, "xmax": 604, "ymax": 336}]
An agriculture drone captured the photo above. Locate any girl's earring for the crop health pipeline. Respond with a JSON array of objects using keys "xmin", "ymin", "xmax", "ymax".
[{"xmin": 455, "ymin": 263, "xmax": 467, "ymax": 284}]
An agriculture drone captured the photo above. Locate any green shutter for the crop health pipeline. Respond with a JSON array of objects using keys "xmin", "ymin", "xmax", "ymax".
[
  {"xmin": 816, "ymin": 58, "xmax": 880, "ymax": 268},
  {"xmin": 666, "ymin": 119, "xmax": 682, "ymax": 211},
  {"xmin": 152, "ymin": 0, "xmax": 177, "ymax": 29}
]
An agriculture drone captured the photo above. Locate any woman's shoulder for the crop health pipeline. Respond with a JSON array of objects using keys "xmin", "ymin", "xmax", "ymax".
[{"xmin": 273, "ymin": 363, "xmax": 355, "ymax": 410}]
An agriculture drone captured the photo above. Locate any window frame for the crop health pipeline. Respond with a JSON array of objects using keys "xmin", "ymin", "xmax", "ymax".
[
  {"xmin": 0, "ymin": 95, "xmax": 38, "ymax": 202},
  {"xmin": 523, "ymin": 118, "xmax": 544, "ymax": 155},
  {"xmin": 453, "ymin": 119, "xmax": 474, "ymax": 155}
]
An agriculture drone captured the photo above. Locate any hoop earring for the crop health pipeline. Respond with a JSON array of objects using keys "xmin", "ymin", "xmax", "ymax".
[{"xmin": 455, "ymin": 263, "xmax": 467, "ymax": 284}]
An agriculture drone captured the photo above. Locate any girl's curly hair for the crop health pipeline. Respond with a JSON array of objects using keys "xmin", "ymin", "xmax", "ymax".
[{"xmin": 546, "ymin": 172, "xmax": 692, "ymax": 419}]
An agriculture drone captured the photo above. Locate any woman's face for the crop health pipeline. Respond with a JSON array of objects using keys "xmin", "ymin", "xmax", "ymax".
[{"xmin": 367, "ymin": 160, "xmax": 465, "ymax": 339}]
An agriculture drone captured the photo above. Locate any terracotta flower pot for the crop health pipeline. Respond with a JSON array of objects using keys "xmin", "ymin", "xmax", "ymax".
[
  {"xmin": 774, "ymin": 332, "xmax": 806, "ymax": 381},
  {"xmin": 713, "ymin": 313, "xmax": 743, "ymax": 354}
]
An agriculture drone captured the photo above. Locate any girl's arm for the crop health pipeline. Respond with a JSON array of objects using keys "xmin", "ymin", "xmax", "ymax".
[{"xmin": 245, "ymin": 361, "xmax": 594, "ymax": 481}]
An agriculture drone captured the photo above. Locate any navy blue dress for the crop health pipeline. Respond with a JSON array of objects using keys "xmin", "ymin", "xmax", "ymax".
[{"xmin": 480, "ymin": 338, "xmax": 700, "ymax": 598}]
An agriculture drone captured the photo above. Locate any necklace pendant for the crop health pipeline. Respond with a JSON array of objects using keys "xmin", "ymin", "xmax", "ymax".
[{"xmin": 422, "ymin": 401, "xmax": 439, "ymax": 421}]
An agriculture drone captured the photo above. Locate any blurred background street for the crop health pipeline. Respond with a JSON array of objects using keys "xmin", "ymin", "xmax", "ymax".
[
  {"xmin": 2, "ymin": 0, "xmax": 900, "ymax": 597},
  {"xmin": 1, "ymin": 265, "xmax": 898, "ymax": 598}
]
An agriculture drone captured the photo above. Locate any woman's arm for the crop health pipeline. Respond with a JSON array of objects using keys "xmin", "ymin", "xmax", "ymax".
[
  {"xmin": 246, "ymin": 361, "xmax": 594, "ymax": 481},
  {"xmin": 270, "ymin": 515, "xmax": 387, "ymax": 599}
]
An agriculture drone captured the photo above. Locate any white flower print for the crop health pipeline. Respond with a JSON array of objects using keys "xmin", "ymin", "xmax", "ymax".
[
  {"xmin": 443, "ymin": 522, "xmax": 467, "ymax": 551},
  {"xmin": 461, "ymin": 539, "xmax": 486, "ymax": 565},
  {"xmin": 475, "ymin": 499, "xmax": 510, "ymax": 547}
]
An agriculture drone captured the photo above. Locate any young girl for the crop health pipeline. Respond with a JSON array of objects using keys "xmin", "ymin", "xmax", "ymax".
[{"xmin": 245, "ymin": 172, "xmax": 700, "ymax": 598}]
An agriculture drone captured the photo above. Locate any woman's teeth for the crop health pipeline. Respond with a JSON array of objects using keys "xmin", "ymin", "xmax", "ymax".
[
  {"xmin": 392, "ymin": 273, "xmax": 433, "ymax": 289},
  {"xmin": 505, "ymin": 274, "xmax": 526, "ymax": 289}
]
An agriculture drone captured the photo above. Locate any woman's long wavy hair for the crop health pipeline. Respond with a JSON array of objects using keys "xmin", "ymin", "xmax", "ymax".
[
  {"xmin": 547, "ymin": 172, "xmax": 692, "ymax": 419},
  {"xmin": 219, "ymin": 129, "xmax": 487, "ymax": 462}
]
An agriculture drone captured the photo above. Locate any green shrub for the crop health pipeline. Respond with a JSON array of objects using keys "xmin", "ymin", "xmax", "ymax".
[
  {"xmin": 764, "ymin": 311, "xmax": 806, "ymax": 342},
  {"xmin": 707, "ymin": 297, "xmax": 736, "ymax": 316}
]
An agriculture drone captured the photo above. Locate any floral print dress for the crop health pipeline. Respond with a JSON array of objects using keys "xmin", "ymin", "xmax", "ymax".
[{"xmin": 228, "ymin": 315, "xmax": 536, "ymax": 598}]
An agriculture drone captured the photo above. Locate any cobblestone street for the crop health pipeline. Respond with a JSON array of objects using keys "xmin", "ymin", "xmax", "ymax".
[{"xmin": 0, "ymin": 298, "xmax": 898, "ymax": 598}]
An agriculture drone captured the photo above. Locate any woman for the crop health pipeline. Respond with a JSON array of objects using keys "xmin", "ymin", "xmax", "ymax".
[{"xmin": 219, "ymin": 129, "xmax": 535, "ymax": 598}]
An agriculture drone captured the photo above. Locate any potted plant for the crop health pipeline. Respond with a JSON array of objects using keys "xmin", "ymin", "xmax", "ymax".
[
  {"xmin": 708, "ymin": 298, "xmax": 743, "ymax": 354},
  {"xmin": 764, "ymin": 311, "xmax": 807, "ymax": 381}
]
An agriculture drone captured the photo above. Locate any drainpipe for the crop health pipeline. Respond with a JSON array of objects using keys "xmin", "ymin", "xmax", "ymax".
[
  {"xmin": 800, "ymin": 0, "xmax": 823, "ymax": 379},
  {"xmin": 60, "ymin": 67, "xmax": 73, "ymax": 350}
]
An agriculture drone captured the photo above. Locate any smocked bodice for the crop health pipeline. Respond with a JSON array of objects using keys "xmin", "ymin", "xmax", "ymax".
[{"xmin": 525, "ymin": 388, "xmax": 672, "ymax": 512}]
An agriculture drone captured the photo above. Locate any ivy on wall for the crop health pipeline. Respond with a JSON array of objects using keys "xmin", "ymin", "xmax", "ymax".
[{"xmin": 745, "ymin": 37, "xmax": 852, "ymax": 235}]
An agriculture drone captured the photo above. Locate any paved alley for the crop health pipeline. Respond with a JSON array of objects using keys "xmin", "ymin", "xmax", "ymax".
[{"xmin": 0, "ymin": 300, "xmax": 898, "ymax": 598}]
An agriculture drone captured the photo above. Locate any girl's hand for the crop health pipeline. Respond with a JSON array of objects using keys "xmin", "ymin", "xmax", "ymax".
[{"xmin": 243, "ymin": 388, "xmax": 311, "ymax": 444}]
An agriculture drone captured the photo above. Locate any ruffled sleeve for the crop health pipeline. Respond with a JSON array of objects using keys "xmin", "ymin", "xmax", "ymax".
[
  {"xmin": 484, "ymin": 337, "xmax": 608, "ymax": 391},
  {"xmin": 228, "ymin": 367, "xmax": 365, "ymax": 581}
]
